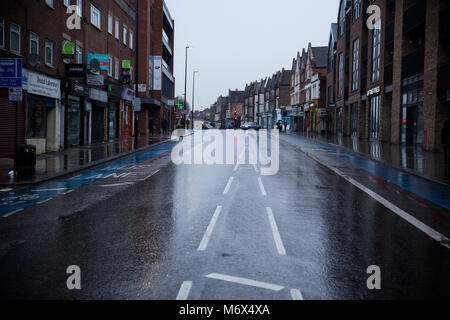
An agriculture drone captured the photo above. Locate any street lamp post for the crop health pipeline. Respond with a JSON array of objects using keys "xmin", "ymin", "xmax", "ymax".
[
  {"xmin": 184, "ymin": 46, "xmax": 190, "ymax": 129},
  {"xmin": 192, "ymin": 71, "xmax": 199, "ymax": 130}
]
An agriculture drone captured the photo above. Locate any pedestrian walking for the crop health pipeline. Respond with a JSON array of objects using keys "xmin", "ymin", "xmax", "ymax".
[{"xmin": 284, "ymin": 120, "xmax": 288, "ymax": 133}]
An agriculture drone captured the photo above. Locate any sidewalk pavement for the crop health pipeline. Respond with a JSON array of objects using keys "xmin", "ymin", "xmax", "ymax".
[
  {"xmin": 290, "ymin": 132, "xmax": 450, "ymax": 186},
  {"xmin": 0, "ymin": 133, "xmax": 177, "ymax": 187}
]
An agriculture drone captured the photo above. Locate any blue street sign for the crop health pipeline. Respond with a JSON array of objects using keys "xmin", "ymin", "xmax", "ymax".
[{"xmin": 0, "ymin": 58, "xmax": 22, "ymax": 88}]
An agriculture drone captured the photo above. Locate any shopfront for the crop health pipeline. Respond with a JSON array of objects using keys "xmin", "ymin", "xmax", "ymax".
[
  {"xmin": 121, "ymin": 88, "xmax": 135, "ymax": 138},
  {"xmin": 401, "ymin": 74, "xmax": 424, "ymax": 146},
  {"xmin": 25, "ymin": 71, "xmax": 61, "ymax": 155},
  {"xmin": 89, "ymin": 88, "xmax": 108, "ymax": 143}
]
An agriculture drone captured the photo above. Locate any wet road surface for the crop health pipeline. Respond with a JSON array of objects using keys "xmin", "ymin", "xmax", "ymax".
[{"xmin": 0, "ymin": 131, "xmax": 449, "ymax": 300}]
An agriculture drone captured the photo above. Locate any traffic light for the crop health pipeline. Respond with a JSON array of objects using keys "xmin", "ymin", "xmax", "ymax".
[{"xmin": 234, "ymin": 110, "xmax": 237, "ymax": 120}]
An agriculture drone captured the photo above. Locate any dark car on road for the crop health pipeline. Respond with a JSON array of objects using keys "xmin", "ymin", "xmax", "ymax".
[{"xmin": 240, "ymin": 122, "xmax": 261, "ymax": 131}]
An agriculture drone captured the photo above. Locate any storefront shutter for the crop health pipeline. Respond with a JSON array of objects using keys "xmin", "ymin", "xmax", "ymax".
[{"xmin": 0, "ymin": 97, "xmax": 25, "ymax": 158}]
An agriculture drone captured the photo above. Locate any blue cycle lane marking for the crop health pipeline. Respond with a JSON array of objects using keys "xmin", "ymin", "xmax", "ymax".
[
  {"xmin": 0, "ymin": 142, "xmax": 176, "ymax": 217},
  {"xmin": 292, "ymin": 135, "xmax": 450, "ymax": 211}
]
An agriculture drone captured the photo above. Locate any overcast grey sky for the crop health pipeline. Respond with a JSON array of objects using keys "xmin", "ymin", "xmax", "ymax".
[{"xmin": 164, "ymin": 0, "xmax": 339, "ymax": 111}]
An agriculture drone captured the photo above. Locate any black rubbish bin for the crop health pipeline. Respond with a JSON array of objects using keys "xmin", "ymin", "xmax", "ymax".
[{"xmin": 14, "ymin": 144, "xmax": 36, "ymax": 178}]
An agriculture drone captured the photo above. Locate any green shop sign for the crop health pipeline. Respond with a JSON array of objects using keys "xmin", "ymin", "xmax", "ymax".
[
  {"xmin": 122, "ymin": 60, "xmax": 131, "ymax": 69},
  {"xmin": 62, "ymin": 41, "xmax": 75, "ymax": 57}
]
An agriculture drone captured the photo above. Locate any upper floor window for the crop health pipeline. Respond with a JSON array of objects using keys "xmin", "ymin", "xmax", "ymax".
[
  {"xmin": 90, "ymin": 4, "xmax": 101, "ymax": 29},
  {"xmin": 352, "ymin": 38, "xmax": 360, "ymax": 91},
  {"xmin": 108, "ymin": 12, "xmax": 113, "ymax": 34},
  {"xmin": 114, "ymin": 58, "xmax": 119, "ymax": 79},
  {"xmin": 115, "ymin": 18, "xmax": 120, "ymax": 39},
  {"xmin": 30, "ymin": 32, "xmax": 39, "ymax": 55},
  {"xmin": 45, "ymin": 0, "xmax": 54, "ymax": 8},
  {"xmin": 76, "ymin": 0, "xmax": 82, "ymax": 17},
  {"xmin": 338, "ymin": 0, "xmax": 346, "ymax": 37},
  {"xmin": 353, "ymin": 0, "xmax": 362, "ymax": 22},
  {"xmin": 328, "ymin": 43, "xmax": 333, "ymax": 72},
  {"xmin": 108, "ymin": 55, "xmax": 113, "ymax": 77},
  {"xmin": 10, "ymin": 23, "xmax": 21, "ymax": 55},
  {"xmin": 64, "ymin": 0, "xmax": 70, "ymax": 7},
  {"xmin": 0, "ymin": 18, "xmax": 5, "ymax": 49},
  {"xmin": 123, "ymin": 25, "xmax": 127, "ymax": 46},
  {"xmin": 338, "ymin": 52, "xmax": 344, "ymax": 99},
  {"xmin": 371, "ymin": 20, "xmax": 381, "ymax": 83},
  {"xmin": 129, "ymin": 30, "xmax": 133, "ymax": 49},
  {"xmin": 76, "ymin": 45, "xmax": 82, "ymax": 64},
  {"xmin": 45, "ymin": 40, "xmax": 53, "ymax": 66}
]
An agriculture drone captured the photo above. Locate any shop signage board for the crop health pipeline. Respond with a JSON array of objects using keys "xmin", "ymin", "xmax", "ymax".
[
  {"xmin": 89, "ymin": 88, "xmax": 108, "ymax": 103},
  {"xmin": 122, "ymin": 60, "xmax": 131, "ymax": 69},
  {"xmin": 9, "ymin": 87, "xmax": 23, "ymax": 101},
  {"xmin": 152, "ymin": 56, "xmax": 162, "ymax": 91},
  {"xmin": 367, "ymin": 86, "xmax": 381, "ymax": 97},
  {"xmin": 87, "ymin": 54, "xmax": 110, "ymax": 71},
  {"xmin": 138, "ymin": 84, "xmax": 147, "ymax": 92},
  {"xmin": 66, "ymin": 64, "xmax": 86, "ymax": 77},
  {"xmin": 0, "ymin": 58, "xmax": 22, "ymax": 88},
  {"xmin": 132, "ymin": 97, "xmax": 141, "ymax": 112},
  {"xmin": 86, "ymin": 74, "xmax": 104, "ymax": 86},
  {"xmin": 62, "ymin": 41, "xmax": 75, "ymax": 58},
  {"xmin": 27, "ymin": 71, "xmax": 61, "ymax": 99}
]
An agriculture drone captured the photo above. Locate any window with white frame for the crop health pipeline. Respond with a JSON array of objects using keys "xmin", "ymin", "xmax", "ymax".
[
  {"xmin": 129, "ymin": 30, "xmax": 133, "ymax": 49},
  {"xmin": 371, "ymin": 20, "xmax": 381, "ymax": 83},
  {"xmin": 76, "ymin": 0, "xmax": 82, "ymax": 17},
  {"xmin": 115, "ymin": 18, "xmax": 119, "ymax": 39},
  {"xmin": 352, "ymin": 38, "xmax": 359, "ymax": 91},
  {"xmin": 76, "ymin": 45, "xmax": 82, "ymax": 64},
  {"xmin": 64, "ymin": 0, "xmax": 70, "ymax": 7},
  {"xmin": 108, "ymin": 55, "xmax": 113, "ymax": 76},
  {"xmin": 45, "ymin": 0, "xmax": 54, "ymax": 8},
  {"xmin": 90, "ymin": 4, "xmax": 101, "ymax": 29},
  {"xmin": 108, "ymin": 12, "xmax": 113, "ymax": 34},
  {"xmin": 10, "ymin": 23, "xmax": 21, "ymax": 54},
  {"xmin": 123, "ymin": 25, "xmax": 127, "ymax": 45},
  {"xmin": 114, "ymin": 58, "xmax": 119, "ymax": 79},
  {"xmin": 45, "ymin": 40, "xmax": 53, "ymax": 66},
  {"xmin": 30, "ymin": 32, "xmax": 39, "ymax": 55}
]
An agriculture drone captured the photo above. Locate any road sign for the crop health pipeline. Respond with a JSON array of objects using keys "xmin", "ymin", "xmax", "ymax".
[{"xmin": 0, "ymin": 58, "xmax": 22, "ymax": 88}]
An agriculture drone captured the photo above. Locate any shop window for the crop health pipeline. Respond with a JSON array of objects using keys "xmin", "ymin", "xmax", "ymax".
[{"xmin": 27, "ymin": 100, "xmax": 47, "ymax": 139}]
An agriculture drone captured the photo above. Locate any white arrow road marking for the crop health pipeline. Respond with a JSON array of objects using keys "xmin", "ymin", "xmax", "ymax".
[
  {"xmin": 198, "ymin": 206, "xmax": 223, "ymax": 251},
  {"xmin": 98, "ymin": 182, "xmax": 134, "ymax": 188},
  {"xmin": 205, "ymin": 273, "xmax": 284, "ymax": 292},
  {"xmin": 141, "ymin": 169, "xmax": 161, "ymax": 181},
  {"xmin": 290, "ymin": 289, "xmax": 304, "ymax": 300},
  {"xmin": 304, "ymin": 149, "xmax": 450, "ymax": 250},
  {"xmin": 0, "ymin": 188, "xmax": 13, "ymax": 193},
  {"xmin": 267, "ymin": 207, "xmax": 286, "ymax": 256},
  {"xmin": 258, "ymin": 177, "xmax": 267, "ymax": 196},
  {"xmin": 223, "ymin": 177, "xmax": 234, "ymax": 195},
  {"xmin": 176, "ymin": 281, "xmax": 193, "ymax": 300}
]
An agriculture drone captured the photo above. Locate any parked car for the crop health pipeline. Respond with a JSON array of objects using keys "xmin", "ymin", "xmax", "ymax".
[{"xmin": 240, "ymin": 122, "xmax": 261, "ymax": 131}]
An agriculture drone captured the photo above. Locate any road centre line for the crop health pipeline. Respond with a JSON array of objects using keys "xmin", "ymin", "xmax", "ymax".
[
  {"xmin": 176, "ymin": 281, "xmax": 193, "ymax": 300},
  {"xmin": 198, "ymin": 206, "xmax": 223, "ymax": 251},
  {"xmin": 258, "ymin": 177, "xmax": 267, "ymax": 196},
  {"xmin": 304, "ymin": 149, "xmax": 450, "ymax": 250},
  {"xmin": 266, "ymin": 207, "xmax": 286, "ymax": 256},
  {"xmin": 223, "ymin": 177, "xmax": 234, "ymax": 195},
  {"xmin": 37, "ymin": 198, "xmax": 52, "ymax": 205},
  {"xmin": 205, "ymin": 273, "xmax": 284, "ymax": 292}
]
